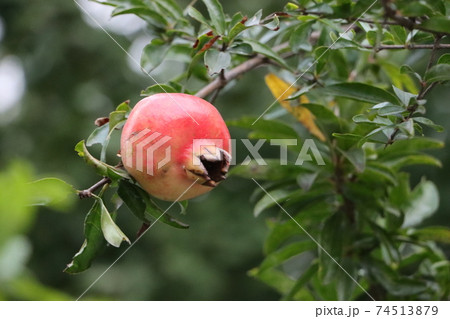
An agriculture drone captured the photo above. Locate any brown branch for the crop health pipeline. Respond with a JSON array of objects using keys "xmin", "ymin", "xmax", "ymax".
[
  {"xmin": 195, "ymin": 43, "xmax": 290, "ymax": 99},
  {"xmin": 195, "ymin": 55, "xmax": 268, "ymax": 99},
  {"xmin": 362, "ymin": 43, "xmax": 450, "ymax": 51},
  {"xmin": 302, "ymin": 5, "xmax": 450, "ymax": 36},
  {"xmin": 78, "ymin": 177, "xmax": 112, "ymax": 199},
  {"xmin": 381, "ymin": 0, "xmax": 449, "ymax": 36},
  {"xmin": 208, "ymin": 69, "xmax": 227, "ymax": 103}
]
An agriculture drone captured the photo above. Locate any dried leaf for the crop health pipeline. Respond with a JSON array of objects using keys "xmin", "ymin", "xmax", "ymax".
[{"xmin": 264, "ymin": 73, "xmax": 326, "ymax": 141}]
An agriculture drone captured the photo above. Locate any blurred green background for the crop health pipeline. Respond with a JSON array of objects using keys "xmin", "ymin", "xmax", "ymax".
[{"xmin": 0, "ymin": 0, "xmax": 448, "ymax": 300}]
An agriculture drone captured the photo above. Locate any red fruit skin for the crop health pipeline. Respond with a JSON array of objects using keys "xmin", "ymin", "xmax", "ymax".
[{"xmin": 121, "ymin": 93, "xmax": 231, "ymax": 201}]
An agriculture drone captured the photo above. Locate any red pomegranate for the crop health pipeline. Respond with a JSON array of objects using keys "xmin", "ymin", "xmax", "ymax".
[{"xmin": 121, "ymin": 93, "xmax": 231, "ymax": 201}]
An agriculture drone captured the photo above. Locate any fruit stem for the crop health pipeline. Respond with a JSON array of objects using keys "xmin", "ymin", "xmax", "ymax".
[
  {"xmin": 136, "ymin": 222, "xmax": 151, "ymax": 239},
  {"xmin": 78, "ymin": 177, "xmax": 112, "ymax": 199}
]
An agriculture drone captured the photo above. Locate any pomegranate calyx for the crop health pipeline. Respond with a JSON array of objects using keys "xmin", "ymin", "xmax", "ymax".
[{"xmin": 186, "ymin": 148, "xmax": 231, "ymax": 188}]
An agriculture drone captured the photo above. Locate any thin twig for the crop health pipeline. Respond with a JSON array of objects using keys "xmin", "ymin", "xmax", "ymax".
[
  {"xmin": 381, "ymin": 0, "xmax": 448, "ymax": 36},
  {"xmin": 302, "ymin": 5, "xmax": 450, "ymax": 36},
  {"xmin": 195, "ymin": 55, "xmax": 268, "ymax": 99},
  {"xmin": 208, "ymin": 69, "xmax": 227, "ymax": 103},
  {"xmin": 78, "ymin": 177, "xmax": 112, "ymax": 199},
  {"xmin": 195, "ymin": 43, "xmax": 289, "ymax": 99},
  {"xmin": 362, "ymin": 43, "xmax": 450, "ymax": 51}
]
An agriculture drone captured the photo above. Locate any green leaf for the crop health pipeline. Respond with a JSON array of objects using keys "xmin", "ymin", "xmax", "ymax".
[
  {"xmin": 325, "ymin": 82, "xmax": 399, "ymax": 104},
  {"xmin": 229, "ymin": 11, "xmax": 244, "ymax": 28},
  {"xmin": 230, "ymin": 160, "xmax": 311, "ymax": 181},
  {"xmin": 301, "ymin": 103, "xmax": 340, "ymax": 125},
  {"xmin": 204, "ymin": 49, "xmax": 231, "ymax": 75},
  {"xmin": 332, "ymin": 133, "xmax": 363, "ymax": 149},
  {"xmin": 290, "ymin": 21, "xmax": 313, "ymax": 52},
  {"xmin": 383, "ymin": 154, "xmax": 442, "ymax": 169},
  {"xmin": 248, "ymin": 267, "xmax": 295, "ymax": 295},
  {"xmin": 264, "ymin": 219, "xmax": 303, "ymax": 255},
  {"xmin": 154, "ymin": 0, "xmax": 183, "ymax": 20},
  {"xmin": 258, "ymin": 241, "xmax": 315, "ymax": 273},
  {"xmin": 263, "ymin": 202, "xmax": 332, "ymax": 254},
  {"xmin": 328, "ymin": 50, "xmax": 349, "ymax": 80},
  {"xmin": 376, "ymin": 104, "xmax": 405, "ymax": 116},
  {"xmin": 118, "ymin": 180, "xmax": 189, "ymax": 229},
  {"xmin": 421, "ymin": 16, "xmax": 450, "ymax": 34},
  {"xmin": 389, "ymin": 172, "xmax": 410, "ymax": 209},
  {"xmin": 353, "ymin": 114, "xmax": 393, "ymax": 125},
  {"xmin": 397, "ymin": 118, "xmax": 414, "ymax": 137},
  {"xmin": 413, "ymin": 117, "xmax": 444, "ymax": 132},
  {"xmin": 424, "ymin": 0, "xmax": 446, "ymax": 15},
  {"xmin": 95, "ymin": 196, "xmax": 130, "ymax": 248},
  {"xmin": 437, "ymin": 53, "xmax": 450, "ymax": 65},
  {"xmin": 262, "ymin": 15, "xmax": 279, "ymax": 31},
  {"xmin": 141, "ymin": 41, "xmax": 170, "ymax": 72},
  {"xmin": 319, "ymin": 213, "xmax": 346, "ymax": 283},
  {"xmin": 115, "ymin": 100, "xmax": 131, "ymax": 112},
  {"xmin": 141, "ymin": 84, "xmax": 177, "ymax": 96},
  {"xmin": 314, "ymin": 46, "xmax": 329, "ymax": 74},
  {"xmin": 366, "ymin": 30, "xmax": 378, "ymax": 46},
  {"xmin": 178, "ymin": 200, "xmax": 188, "ymax": 215},
  {"xmin": 245, "ymin": 9, "xmax": 262, "ymax": 27},
  {"xmin": 379, "ymin": 137, "xmax": 444, "ymax": 159},
  {"xmin": 297, "ymin": 172, "xmax": 318, "ymax": 191},
  {"xmin": 117, "ymin": 180, "xmax": 147, "ymax": 222},
  {"xmin": 400, "ymin": 2, "xmax": 434, "ymax": 16},
  {"xmin": 400, "ymin": 64, "xmax": 422, "ymax": 82},
  {"xmin": 187, "ymin": 6, "xmax": 213, "ymax": 29},
  {"xmin": 244, "ymin": 39, "xmax": 291, "ymax": 70},
  {"xmin": 165, "ymin": 44, "xmax": 193, "ymax": 63},
  {"xmin": 389, "ymin": 25, "xmax": 407, "ymax": 44},
  {"xmin": 338, "ymin": 147, "xmax": 365, "ymax": 172},
  {"xmin": 414, "ymin": 227, "xmax": 450, "ymax": 244},
  {"xmin": 392, "ymin": 85, "xmax": 417, "ymax": 106},
  {"xmin": 227, "ymin": 117, "xmax": 299, "ymax": 139},
  {"xmin": 64, "ymin": 200, "xmax": 105, "ymax": 274},
  {"xmin": 424, "ymin": 64, "xmax": 450, "ymax": 83},
  {"xmin": 371, "ymin": 222, "xmax": 401, "ymax": 265},
  {"xmin": 283, "ymin": 187, "xmax": 332, "ymax": 210},
  {"xmin": 286, "ymin": 83, "xmax": 316, "ymax": 100},
  {"xmin": 111, "ymin": 6, "xmax": 168, "ymax": 28},
  {"xmin": 108, "ymin": 110, "xmax": 127, "ymax": 131},
  {"xmin": 403, "ymin": 180, "xmax": 439, "ymax": 228},
  {"xmin": 202, "ymin": 0, "xmax": 226, "ymax": 35},
  {"xmin": 363, "ymin": 162, "xmax": 397, "ymax": 185},
  {"xmin": 283, "ymin": 262, "xmax": 318, "ymax": 300},
  {"xmin": 335, "ymin": 258, "xmax": 359, "ymax": 301},
  {"xmin": 86, "ymin": 125, "xmax": 109, "ymax": 147},
  {"xmin": 254, "ymin": 189, "xmax": 290, "ymax": 217},
  {"xmin": 369, "ymin": 260, "xmax": 428, "ymax": 296},
  {"xmin": 228, "ymin": 20, "xmax": 248, "ymax": 41},
  {"xmin": 94, "ymin": 101, "xmax": 131, "ymax": 162},
  {"xmin": 91, "ymin": 100, "xmax": 131, "ymax": 162},
  {"xmin": 28, "ymin": 178, "xmax": 75, "ymax": 210},
  {"xmin": 229, "ymin": 42, "xmax": 253, "ymax": 55},
  {"xmin": 75, "ymin": 140, "xmax": 129, "ymax": 181}
]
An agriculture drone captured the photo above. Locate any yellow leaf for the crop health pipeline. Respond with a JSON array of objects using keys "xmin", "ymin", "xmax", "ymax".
[
  {"xmin": 264, "ymin": 73, "xmax": 295, "ymax": 111},
  {"xmin": 264, "ymin": 73, "xmax": 326, "ymax": 141}
]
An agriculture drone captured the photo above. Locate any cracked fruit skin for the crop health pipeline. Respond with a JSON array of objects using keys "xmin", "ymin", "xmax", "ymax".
[{"xmin": 120, "ymin": 93, "xmax": 231, "ymax": 201}]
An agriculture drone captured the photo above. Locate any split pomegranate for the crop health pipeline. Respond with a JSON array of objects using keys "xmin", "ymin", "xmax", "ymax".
[{"xmin": 120, "ymin": 93, "xmax": 231, "ymax": 201}]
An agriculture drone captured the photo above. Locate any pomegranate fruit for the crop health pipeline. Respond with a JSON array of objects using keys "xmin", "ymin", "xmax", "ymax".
[{"xmin": 120, "ymin": 93, "xmax": 231, "ymax": 201}]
